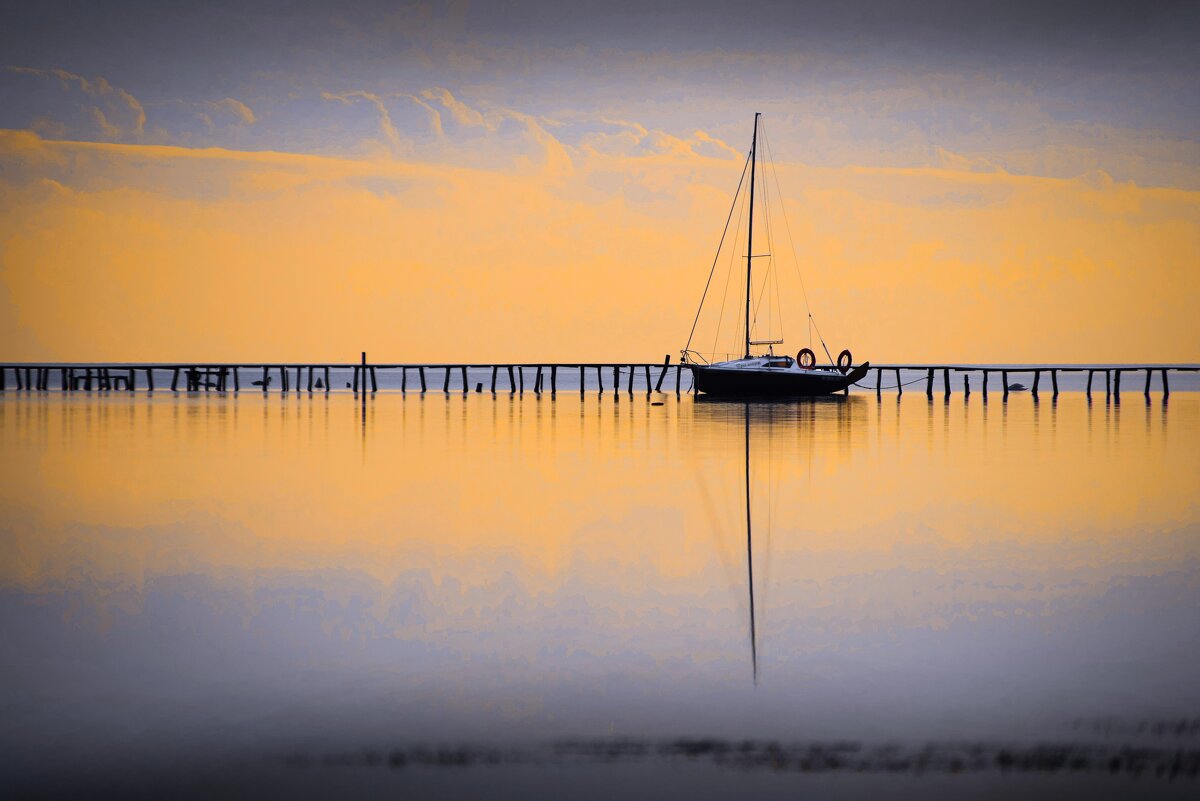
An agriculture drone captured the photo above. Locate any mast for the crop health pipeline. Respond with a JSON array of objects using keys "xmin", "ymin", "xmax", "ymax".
[{"xmin": 745, "ymin": 113, "xmax": 760, "ymax": 359}]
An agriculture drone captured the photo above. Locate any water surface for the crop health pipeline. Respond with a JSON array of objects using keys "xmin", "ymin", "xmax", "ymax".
[{"xmin": 2, "ymin": 391, "xmax": 1197, "ymax": 797}]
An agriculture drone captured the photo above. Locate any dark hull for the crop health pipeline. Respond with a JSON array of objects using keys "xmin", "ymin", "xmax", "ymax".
[{"xmin": 692, "ymin": 362, "xmax": 870, "ymax": 397}]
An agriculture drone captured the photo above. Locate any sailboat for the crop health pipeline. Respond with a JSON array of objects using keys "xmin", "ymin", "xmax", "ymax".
[{"xmin": 683, "ymin": 113, "xmax": 869, "ymax": 397}]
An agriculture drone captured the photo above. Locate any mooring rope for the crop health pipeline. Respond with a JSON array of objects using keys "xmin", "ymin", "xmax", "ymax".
[{"xmin": 852, "ymin": 375, "xmax": 929, "ymax": 390}]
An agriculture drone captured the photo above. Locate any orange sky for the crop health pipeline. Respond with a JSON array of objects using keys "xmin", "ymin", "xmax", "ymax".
[
  {"xmin": 1, "ymin": 3, "xmax": 1198, "ymax": 363},
  {"xmin": 1, "ymin": 130, "xmax": 1196, "ymax": 363}
]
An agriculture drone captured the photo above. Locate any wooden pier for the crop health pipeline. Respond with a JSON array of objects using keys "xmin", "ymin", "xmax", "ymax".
[{"xmin": 0, "ymin": 357, "xmax": 1195, "ymax": 400}]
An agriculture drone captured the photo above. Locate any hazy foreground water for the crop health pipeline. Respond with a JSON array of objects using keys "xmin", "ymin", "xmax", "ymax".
[{"xmin": 2, "ymin": 391, "xmax": 1198, "ymax": 799}]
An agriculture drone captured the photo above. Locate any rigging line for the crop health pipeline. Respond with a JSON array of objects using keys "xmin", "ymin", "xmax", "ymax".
[
  {"xmin": 810, "ymin": 313, "xmax": 836, "ymax": 366},
  {"xmin": 685, "ymin": 150, "xmax": 752, "ymax": 354},
  {"xmin": 750, "ymin": 134, "xmax": 778, "ymax": 338},
  {"xmin": 762, "ymin": 129, "xmax": 783, "ymax": 344},
  {"xmin": 762, "ymin": 129, "xmax": 822, "ymax": 338},
  {"xmin": 713, "ymin": 173, "xmax": 750, "ymax": 360}
]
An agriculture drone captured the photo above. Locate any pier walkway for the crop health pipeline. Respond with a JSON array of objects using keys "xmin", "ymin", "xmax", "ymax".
[{"xmin": 1, "ymin": 357, "xmax": 1197, "ymax": 400}]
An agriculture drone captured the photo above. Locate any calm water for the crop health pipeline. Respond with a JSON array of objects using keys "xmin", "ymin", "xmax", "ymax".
[{"xmin": 2, "ymin": 391, "xmax": 1198, "ymax": 798}]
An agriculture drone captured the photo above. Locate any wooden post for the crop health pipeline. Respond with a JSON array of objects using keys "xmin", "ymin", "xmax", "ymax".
[
  {"xmin": 1144, "ymin": 368, "xmax": 1152, "ymax": 398},
  {"xmin": 370, "ymin": 366, "xmax": 378, "ymax": 392},
  {"xmin": 506, "ymin": 366, "xmax": 515, "ymax": 393},
  {"xmin": 626, "ymin": 365, "xmax": 634, "ymax": 394},
  {"xmin": 295, "ymin": 366, "xmax": 302, "ymax": 391},
  {"xmin": 15, "ymin": 367, "xmax": 24, "ymax": 390},
  {"xmin": 517, "ymin": 366, "xmax": 524, "ymax": 393},
  {"xmin": 461, "ymin": 366, "xmax": 468, "ymax": 393},
  {"xmin": 535, "ymin": 366, "xmax": 543, "ymax": 394},
  {"xmin": 612, "ymin": 366, "xmax": 619, "ymax": 391},
  {"xmin": 1162, "ymin": 369, "xmax": 1169, "ymax": 398},
  {"xmin": 643, "ymin": 365, "xmax": 651, "ymax": 393},
  {"xmin": 475, "ymin": 382, "xmax": 483, "ymax": 393},
  {"xmin": 655, "ymin": 356, "xmax": 670, "ymax": 391},
  {"xmin": 1086, "ymin": 370, "xmax": 1093, "ymax": 398},
  {"xmin": 0, "ymin": 367, "xmax": 6, "ymax": 391},
  {"xmin": 1105, "ymin": 369, "xmax": 1111, "ymax": 397},
  {"xmin": 895, "ymin": 368, "xmax": 902, "ymax": 396},
  {"xmin": 1051, "ymin": 369, "xmax": 1059, "ymax": 398},
  {"xmin": 551, "ymin": 366, "xmax": 558, "ymax": 394},
  {"xmin": 172, "ymin": 368, "xmax": 180, "ymax": 391},
  {"xmin": 875, "ymin": 368, "xmax": 881, "ymax": 397},
  {"xmin": 1032, "ymin": 370, "xmax": 1040, "ymax": 398},
  {"xmin": 1002, "ymin": 370, "xmax": 1009, "ymax": 400},
  {"xmin": 282, "ymin": 366, "xmax": 290, "ymax": 392},
  {"xmin": 307, "ymin": 367, "xmax": 314, "ymax": 392},
  {"xmin": 676, "ymin": 364, "xmax": 682, "ymax": 393},
  {"xmin": 926, "ymin": 368, "xmax": 934, "ymax": 398},
  {"xmin": 964, "ymin": 375, "xmax": 970, "ymax": 397},
  {"xmin": 1114, "ymin": 369, "xmax": 1122, "ymax": 400},
  {"xmin": 490, "ymin": 366, "xmax": 498, "ymax": 392},
  {"xmin": 418, "ymin": 366, "xmax": 426, "ymax": 392},
  {"xmin": 942, "ymin": 368, "xmax": 950, "ymax": 397},
  {"xmin": 982, "ymin": 370, "xmax": 989, "ymax": 399},
  {"xmin": 443, "ymin": 367, "xmax": 451, "ymax": 393},
  {"xmin": 401, "ymin": 367, "xmax": 407, "ymax": 393},
  {"xmin": 596, "ymin": 366, "xmax": 604, "ymax": 392},
  {"xmin": 324, "ymin": 366, "xmax": 330, "ymax": 392},
  {"xmin": 60, "ymin": 367, "xmax": 68, "ymax": 392},
  {"xmin": 353, "ymin": 364, "xmax": 360, "ymax": 392}
]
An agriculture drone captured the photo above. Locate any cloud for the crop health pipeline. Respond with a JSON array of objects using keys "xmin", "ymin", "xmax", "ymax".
[
  {"xmin": 206, "ymin": 97, "xmax": 255, "ymax": 125},
  {"xmin": 7, "ymin": 65, "xmax": 146, "ymax": 139},
  {"xmin": 321, "ymin": 90, "xmax": 409, "ymax": 155},
  {"xmin": 421, "ymin": 87, "xmax": 488, "ymax": 129}
]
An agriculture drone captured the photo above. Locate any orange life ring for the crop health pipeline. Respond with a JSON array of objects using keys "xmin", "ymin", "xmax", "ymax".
[
  {"xmin": 797, "ymin": 348, "xmax": 816, "ymax": 369},
  {"xmin": 837, "ymin": 349, "xmax": 853, "ymax": 374}
]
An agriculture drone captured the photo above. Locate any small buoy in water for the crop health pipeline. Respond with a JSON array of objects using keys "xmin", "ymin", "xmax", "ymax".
[
  {"xmin": 315, "ymin": 377, "xmax": 325, "ymax": 389},
  {"xmin": 1007, "ymin": 383, "xmax": 1027, "ymax": 391},
  {"xmin": 651, "ymin": 401, "xmax": 664, "ymax": 406}
]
